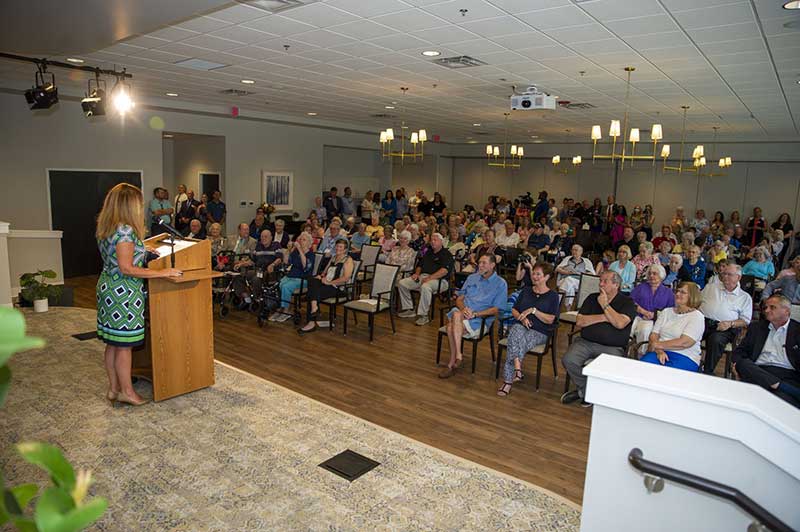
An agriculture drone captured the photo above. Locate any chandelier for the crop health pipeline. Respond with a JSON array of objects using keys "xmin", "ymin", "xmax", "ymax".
[
  {"xmin": 550, "ymin": 154, "xmax": 582, "ymax": 174},
  {"xmin": 486, "ymin": 113, "xmax": 523, "ymax": 169},
  {"xmin": 589, "ymin": 67, "xmax": 664, "ymax": 169},
  {"xmin": 378, "ymin": 87, "xmax": 427, "ymax": 165},
  {"xmin": 662, "ymin": 107, "xmax": 733, "ymax": 175}
]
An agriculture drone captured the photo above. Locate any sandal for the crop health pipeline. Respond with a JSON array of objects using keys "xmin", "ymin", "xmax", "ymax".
[
  {"xmin": 513, "ymin": 369, "xmax": 524, "ymax": 383},
  {"xmin": 497, "ymin": 382, "xmax": 513, "ymax": 397}
]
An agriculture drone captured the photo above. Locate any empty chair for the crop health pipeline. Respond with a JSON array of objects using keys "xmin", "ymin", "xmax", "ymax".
[{"xmin": 343, "ymin": 263, "xmax": 400, "ymax": 341}]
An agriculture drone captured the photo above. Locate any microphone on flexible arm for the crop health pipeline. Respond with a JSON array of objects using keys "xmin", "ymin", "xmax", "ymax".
[{"xmin": 157, "ymin": 219, "xmax": 182, "ymax": 268}]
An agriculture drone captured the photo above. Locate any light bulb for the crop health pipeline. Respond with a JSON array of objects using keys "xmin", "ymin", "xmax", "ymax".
[{"xmin": 113, "ymin": 86, "xmax": 134, "ymax": 114}]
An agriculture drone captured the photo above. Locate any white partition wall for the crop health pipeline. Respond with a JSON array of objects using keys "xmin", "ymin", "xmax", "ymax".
[{"xmin": 580, "ymin": 355, "xmax": 800, "ymax": 532}]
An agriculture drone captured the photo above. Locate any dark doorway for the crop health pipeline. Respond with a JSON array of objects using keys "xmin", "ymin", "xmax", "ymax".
[
  {"xmin": 200, "ymin": 172, "xmax": 220, "ymax": 199},
  {"xmin": 49, "ymin": 170, "xmax": 142, "ymax": 278}
]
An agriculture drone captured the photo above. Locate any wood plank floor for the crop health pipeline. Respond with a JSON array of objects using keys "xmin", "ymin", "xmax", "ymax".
[{"xmin": 65, "ymin": 275, "xmax": 592, "ymax": 504}]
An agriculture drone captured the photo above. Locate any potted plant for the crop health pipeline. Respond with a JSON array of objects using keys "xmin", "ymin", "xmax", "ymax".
[{"xmin": 19, "ymin": 270, "xmax": 62, "ymax": 313}]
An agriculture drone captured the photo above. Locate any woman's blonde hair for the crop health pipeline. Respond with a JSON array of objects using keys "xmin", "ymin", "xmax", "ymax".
[
  {"xmin": 677, "ymin": 281, "xmax": 702, "ymax": 309},
  {"xmin": 96, "ymin": 183, "xmax": 145, "ymax": 241}
]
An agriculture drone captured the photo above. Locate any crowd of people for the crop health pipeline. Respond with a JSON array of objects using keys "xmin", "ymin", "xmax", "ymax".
[{"xmin": 149, "ymin": 184, "xmax": 800, "ymax": 410}]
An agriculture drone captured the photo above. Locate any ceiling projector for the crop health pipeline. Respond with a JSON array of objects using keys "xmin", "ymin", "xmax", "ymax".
[{"xmin": 510, "ymin": 86, "xmax": 557, "ymax": 111}]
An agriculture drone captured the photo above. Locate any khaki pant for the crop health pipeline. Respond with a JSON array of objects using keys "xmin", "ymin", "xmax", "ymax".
[{"xmin": 397, "ymin": 274, "xmax": 449, "ymax": 316}]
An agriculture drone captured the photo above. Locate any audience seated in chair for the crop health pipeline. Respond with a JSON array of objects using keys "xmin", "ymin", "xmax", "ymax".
[
  {"xmin": 438, "ymin": 253, "xmax": 508, "ymax": 379},
  {"xmin": 699, "ymin": 260, "xmax": 752, "ymax": 375},
  {"xmin": 226, "ymin": 223, "xmax": 258, "ymax": 259},
  {"xmin": 232, "ymin": 229, "xmax": 283, "ymax": 307},
  {"xmin": 298, "ymin": 238, "xmax": 354, "ymax": 334},
  {"xmin": 561, "ymin": 271, "xmax": 637, "ymax": 407},
  {"xmin": 270, "ymin": 232, "xmax": 315, "ymax": 323},
  {"xmin": 732, "ymin": 294, "xmax": 800, "ymax": 409},
  {"xmin": 349, "ymin": 223, "xmax": 371, "ymax": 255},
  {"xmin": 741, "ymin": 246, "xmax": 775, "ymax": 281},
  {"xmin": 608, "ymin": 245, "xmax": 635, "ymax": 294},
  {"xmin": 761, "ymin": 256, "xmax": 800, "ymax": 304},
  {"xmin": 397, "ymin": 233, "xmax": 454, "ymax": 326},
  {"xmin": 683, "ymin": 245, "xmax": 708, "ymax": 289},
  {"xmin": 463, "ymin": 229, "xmax": 497, "ymax": 273},
  {"xmin": 630, "ymin": 264, "xmax": 675, "ymax": 352},
  {"xmin": 556, "ymin": 244, "xmax": 595, "ymax": 307},
  {"xmin": 497, "ymin": 262, "xmax": 560, "ymax": 396},
  {"xmin": 184, "ymin": 218, "xmax": 206, "ymax": 240},
  {"xmin": 641, "ymin": 282, "xmax": 705, "ymax": 371},
  {"xmin": 386, "ymin": 230, "xmax": 417, "ymax": 274}
]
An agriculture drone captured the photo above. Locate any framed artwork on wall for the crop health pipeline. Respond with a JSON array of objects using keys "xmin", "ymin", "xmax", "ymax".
[{"xmin": 262, "ymin": 170, "xmax": 293, "ymax": 210}]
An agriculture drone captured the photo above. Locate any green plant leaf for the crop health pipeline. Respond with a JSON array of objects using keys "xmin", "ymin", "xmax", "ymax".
[
  {"xmin": 49, "ymin": 498, "xmax": 107, "ymax": 532},
  {"xmin": 11, "ymin": 516, "xmax": 38, "ymax": 532},
  {"xmin": 10, "ymin": 484, "xmax": 39, "ymax": 512},
  {"xmin": 16, "ymin": 443, "xmax": 75, "ymax": 491},
  {"xmin": 0, "ymin": 365, "xmax": 10, "ymax": 409},
  {"xmin": 40, "ymin": 270, "xmax": 57, "ymax": 279},
  {"xmin": 34, "ymin": 487, "xmax": 73, "ymax": 532}
]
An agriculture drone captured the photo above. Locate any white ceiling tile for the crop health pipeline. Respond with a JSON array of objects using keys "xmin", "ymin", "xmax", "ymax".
[
  {"xmin": 257, "ymin": 38, "xmax": 318, "ymax": 53},
  {"xmin": 603, "ymin": 14, "xmax": 680, "ymax": 36},
  {"xmin": 708, "ymin": 50, "xmax": 770, "ymax": 66},
  {"xmin": 330, "ymin": 57, "xmax": 384, "ymax": 70},
  {"xmin": 484, "ymin": 0, "xmax": 572, "ymax": 14},
  {"xmin": 459, "ymin": 15, "xmax": 532, "ymax": 37},
  {"xmin": 621, "ymin": 31, "xmax": 689, "ymax": 50},
  {"xmin": 490, "ymin": 31, "xmax": 554, "ymax": 49},
  {"xmin": 131, "ymin": 49, "xmax": 191, "ymax": 64},
  {"xmin": 299, "ymin": 63, "xmax": 355, "ymax": 76},
  {"xmin": 543, "ymin": 23, "xmax": 613, "ymax": 43},
  {"xmin": 582, "ymin": 0, "xmax": 666, "ymax": 21},
  {"xmin": 410, "ymin": 25, "xmax": 478, "ymax": 45},
  {"xmin": 326, "ymin": 0, "xmax": 410, "ymax": 18},
  {"xmin": 208, "ymin": 25, "xmax": 276, "ymax": 44},
  {"xmin": 100, "ymin": 43, "xmax": 146, "ymax": 55},
  {"xmin": 371, "ymin": 9, "xmax": 445, "ymax": 32},
  {"xmin": 367, "ymin": 33, "xmax": 433, "ymax": 51},
  {"xmin": 767, "ymin": 33, "xmax": 800, "ymax": 50},
  {"xmin": 687, "ymin": 22, "xmax": 760, "ymax": 43},
  {"xmin": 571, "ymin": 37, "xmax": 632, "ymax": 55},
  {"xmin": 281, "ymin": 3, "xmax": 360, "ymax": 28},
  {"xmin": 206, "ymin": 4, "xmax": 267, "ymax": 24},
  {"xmin": 516, "ymin": 5, "xmax": 595, "ymax": 30},
  {"xmin": 753, "ymin": 0, "xmax": 800, "ymax": 20},
  {"xmin": 226, "ymin": 45, "xmax": 283, "ymax": 60},
  {"xmin": 672, "ymin": 3, "xmax": 754, "ymax": 31},
  {"xmin": 263, "ymin": 55, "xmax": 321, "ymax": 68},
  {"xmin": 328, "ymin": 19, "xmax": 399, "ymax": 41},
  {"xmin": 175, "ymin": 16, "xmax": 232, "ymax": 33},
  {"xmin": 477, "ymin": 50, "xmax": 528, "ymax": 65},
  {"xmin": 181, "ymin": 34, "xmax": 242, "ymax": 52},
  {"xmin": 241, "ymin": 15, "xmax": 318, "ymax": 36},
  {"xmin": 123, "ymin": 35, "xmax": 170, "ymax": 49},
  {"xmin": 516, "ymin": 45, "xmax": 577, "ymax": 60},
  {"xmin": 330, "ymin": 41, "xmax": 392, "ymax": 57},
  {"xmin": 761, "ymin": 17, "xmax": 800, "ymax": 37},
  {"xmin": 148, "ymin": 26, "xmax": 199, "ymax": 42},
  {"xmin": 297, "ymin": 48, "xmax": 353, "ymax": 63},
  {"xmin": 292, "ymin": 29, "xmax": 357, "ymax": 48},
  {"xmin": 446, "ymin": 38, "xmax": 507, "ymax": 56}
]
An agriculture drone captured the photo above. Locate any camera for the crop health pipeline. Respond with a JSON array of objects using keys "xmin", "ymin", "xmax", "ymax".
[
  {"xmin": 519, "ymin": 253, "xmax": 532, "ymax": 266},
  {"xmin": 517, "ymin": 192, "xmax": 533, "ymax": 207}
]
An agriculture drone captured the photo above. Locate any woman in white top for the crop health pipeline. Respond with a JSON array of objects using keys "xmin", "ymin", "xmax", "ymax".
[
  {"xmin": 641, "ymin": 281, "xmax": 705, "ymax": 372},
  {"xmin": 361, "ymin": 190, "xmax": 374, "ymax": 223},
  {"xmin": 555, "ymin": 244, "xmax": 595, "ymax": 307}
]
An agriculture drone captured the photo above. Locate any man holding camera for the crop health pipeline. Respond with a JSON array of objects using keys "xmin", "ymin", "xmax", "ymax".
[{"xmin": 699, "ymin": 260, "xmax": 752, "ymax": 375}]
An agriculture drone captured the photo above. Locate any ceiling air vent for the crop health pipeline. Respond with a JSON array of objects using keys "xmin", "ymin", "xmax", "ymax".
[
  {"xmin": 563, "ymin": 102, "xmax": 596, "ymax": 110},
  {"xmin": 220, "ymin": 89, "xmax": 255, "ymax": 96},
  {"xmin": 432, "ymin": 55, "xmax": 487, "ymax": 69}
]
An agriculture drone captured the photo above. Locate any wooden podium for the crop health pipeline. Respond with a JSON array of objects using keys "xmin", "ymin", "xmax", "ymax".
[{"xmin": 133, "ymin": 233, "xmax": 222, "ymax": 401}]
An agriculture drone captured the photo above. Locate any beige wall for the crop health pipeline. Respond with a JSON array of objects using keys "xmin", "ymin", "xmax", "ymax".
[
  {"xmin": 7, "ymin": 230, "xmax": 64, "ymax": 294},
  {"xmin": 169, "ymin": 133, "xmax": 226, "ymax": 199}
]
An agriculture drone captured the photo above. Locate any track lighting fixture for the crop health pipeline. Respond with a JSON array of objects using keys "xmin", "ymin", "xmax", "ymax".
[
  {"xmin": 81, "ymin": 72, "xmax": 106, "ymax": 117},
  {"xmin": 24, "ymin": 65, "xmax": 58, "ymax": 110}
]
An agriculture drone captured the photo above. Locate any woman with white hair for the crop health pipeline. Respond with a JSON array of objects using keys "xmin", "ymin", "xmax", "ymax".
[
  {"xmin": 555, "ymin": 244, "xmax": 595, "ymax": 307},
  {"xmin": 630, "ymin": 264, "xmax": 676, "ymax": 352},
  {"xmin": 386, "ymin": 230, "xmax": 417, "ymax": 274},
  {"xmin": 664, "ymin": 254, "xmax": 690, "ymax": 288},
  {"xmin": 742, "ymin": 246, "xmax": 775, "ymax": 280},
  {"xmin": 632, "ymin": 241, "xmax": 659, "ymax": 283}
]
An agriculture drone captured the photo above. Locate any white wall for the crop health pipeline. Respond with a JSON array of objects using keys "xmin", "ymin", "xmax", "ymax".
[
  {"xmin": 169, "ymin": 133, "xmax": 226, "ymax": 198},
  {"xmin": 0, "ymin": 92, "xmax": 379, "ymax": 231},
  {"xmin": 322, "ymin": 145, "xmax": 388, "ymax": 202}
]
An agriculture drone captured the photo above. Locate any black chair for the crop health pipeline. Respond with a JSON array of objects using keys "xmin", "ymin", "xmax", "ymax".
[
  {"xmin": 343, "ymin": 263, "xmax": 400, "ymax": 342},
  {"xmin": 435, "ymin": 307, "xmax": 496, "ymax": 374},
  {"xmin": 495, "ymin": 295, "xmax": 563, "ymax": 390}
]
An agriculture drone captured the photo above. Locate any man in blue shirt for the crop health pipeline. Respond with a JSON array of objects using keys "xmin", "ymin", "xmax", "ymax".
[
  {"xmin": 340, "ymin": 186, "xmax": 355, "ymax": 216},
  {"xmin": 527, "ymin": 224, "xmax": 551, "ymax": 251},
  {"xmin": 762, "ymin": 256, "xmax": 800, "ymax": 304},
  {"xmin": 318, "ymin": 221, "xmax": 344, "ymax": 256},
  {"xmin": 439, "ymin": 253, "xmax": 508, "ymax": 378},
  {"xmin": 207, "ymin": 190, "xmax": 226, "ymax": 228},
  {"xmin": 149, "ymin": 187, "xmax": 173, "ymax": 236}
]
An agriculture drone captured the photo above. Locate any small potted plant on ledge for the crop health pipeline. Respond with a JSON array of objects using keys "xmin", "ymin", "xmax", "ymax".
[{"xmin": 19, "ymin": 270, "xmax": 62, "ymax": 313}]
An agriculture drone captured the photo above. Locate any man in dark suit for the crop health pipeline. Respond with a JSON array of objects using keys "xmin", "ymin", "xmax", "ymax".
[
  {"xmin": 323, "ymin": 186, "xmax": 343, "ymax": 223},
  {"xmin": 176, "ymin": 189, "xmax": 200, "ymax": 233},
  {"xmin": 732, "ymin": 294, "xmax": 800, "ymax": 408}
]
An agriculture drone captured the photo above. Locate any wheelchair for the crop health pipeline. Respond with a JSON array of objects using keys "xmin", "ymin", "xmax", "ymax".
[{"xmin": 212, "ymin": 251, "xmax": 257, "ymax": 318}]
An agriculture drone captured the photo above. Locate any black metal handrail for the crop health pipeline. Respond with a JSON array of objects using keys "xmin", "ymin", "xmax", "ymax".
[{"xmin": 628, "ymin": 448, "xmax": 794, "ymax": 532}]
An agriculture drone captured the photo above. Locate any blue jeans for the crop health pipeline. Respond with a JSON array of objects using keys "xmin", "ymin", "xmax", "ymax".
[
  {"xmin": 279, "ymin": 277, "xmax": 302, "ymax": 308},
  {"xmin": 641, "ymin": 351, "xmax": 699, "ymax": 372}
]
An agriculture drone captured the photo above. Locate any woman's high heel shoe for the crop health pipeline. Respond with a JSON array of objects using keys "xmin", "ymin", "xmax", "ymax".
[{"xmin": 115, "ymin": 391, "xmax": 150, "ymax": 406}]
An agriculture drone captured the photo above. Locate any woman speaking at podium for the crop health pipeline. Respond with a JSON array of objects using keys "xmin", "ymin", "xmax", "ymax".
[{"xmin": 96, "ymin": 183, "xmax": 182, "ymax": 406}]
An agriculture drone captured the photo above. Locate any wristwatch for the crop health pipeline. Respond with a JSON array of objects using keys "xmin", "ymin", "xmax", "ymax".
[
  {"xmin": 602, "ymin": 304, "xmax": 610, "ymax": 311},
  {"xmin": 531, "ymin": 307, "xmax": 537, "ymax": 316}
]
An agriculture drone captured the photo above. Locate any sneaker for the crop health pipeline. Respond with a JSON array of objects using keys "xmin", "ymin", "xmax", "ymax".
[
  {"xmin": 276, "ymin": 313, "xmax": 293, "ymax": 323},
  {"xmin": 268, "ymin": 311, "xmax": 280, "ymax": 322},
  {"xmin": 415, "ymin": 316, "xmax": 431, "ymax": 326},
  {"xmin": 560, "ymin": 390, "xmax": 581, "ymax": 405},
  {"xmin": 398, "ymin": 310, "xmax": 416, "ymax": 318}
]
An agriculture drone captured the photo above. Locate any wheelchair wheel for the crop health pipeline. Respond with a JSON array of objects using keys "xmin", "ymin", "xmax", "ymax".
[{"xmin": 293, "ymin": 313, "xmax": 300, "ymax": 325}]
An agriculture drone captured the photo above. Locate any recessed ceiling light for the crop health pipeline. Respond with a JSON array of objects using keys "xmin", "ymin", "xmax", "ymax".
[
  {"xmin": 166, "ymin": 92, "xmax": 179, "ymax": 97},
  {"xmin": 385, "ymin": 105, "xmax": 395, "ymax": 109},
  {"xmin": 163, "ymin": 134, "xmax": 173, "ymax": 138},
  {"xmin": 307, "ymin": 112, "xmax": 317, "ymax": 116},
  {"xmin": 783, "ymin": 1, "xmax": 799, "ymax": 9},
  {"xmin": 533, "ymin": 140, "xmax": 543, "ymax": 143},
  {"xmin": 421, "ymin": 50, "xmax": 441, "ymax": 57},
  {"xmin": 66, "ymin": 57, "xmax": 84, "ymax": 64},
  {"xmin": 473, "ymin": 123, "xmax": 481, "ymax": 126},
  {"xmin": 241, "ymin": 79, "xmax": 255, "ymax": 84}
]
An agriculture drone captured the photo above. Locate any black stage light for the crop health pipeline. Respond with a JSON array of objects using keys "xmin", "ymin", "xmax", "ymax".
[
  {"xmin": 81, "ymin": 75, "xmax": 106, "ymax": 117},
  {"xmin": 24, "ymin": 67, "xmax": 58, "ymax": 110}
]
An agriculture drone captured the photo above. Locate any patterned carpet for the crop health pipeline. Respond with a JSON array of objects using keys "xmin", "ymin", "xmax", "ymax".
[{"xmin": 0, "ymin": 308, "xmax": 581, "ymax": 531}]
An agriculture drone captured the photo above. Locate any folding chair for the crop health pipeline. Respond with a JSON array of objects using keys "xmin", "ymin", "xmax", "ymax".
[
  {"xmin": 320, "ymin": 260, "xmax": 361, "ymax": 331},
  {"xmin": 344, "ymin": 263, "xmax": 400, "ymax": 342}
]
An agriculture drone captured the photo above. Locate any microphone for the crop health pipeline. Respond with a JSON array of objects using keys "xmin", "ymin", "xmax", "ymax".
[{"xmin": 158, "ymin": 219, "xmax": 183, "ymax": 239}]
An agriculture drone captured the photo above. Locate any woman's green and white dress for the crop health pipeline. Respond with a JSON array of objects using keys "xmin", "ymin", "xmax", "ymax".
[{"xmin": 96, "ymin": 224, "xmax": 146, "ymax": 346}]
